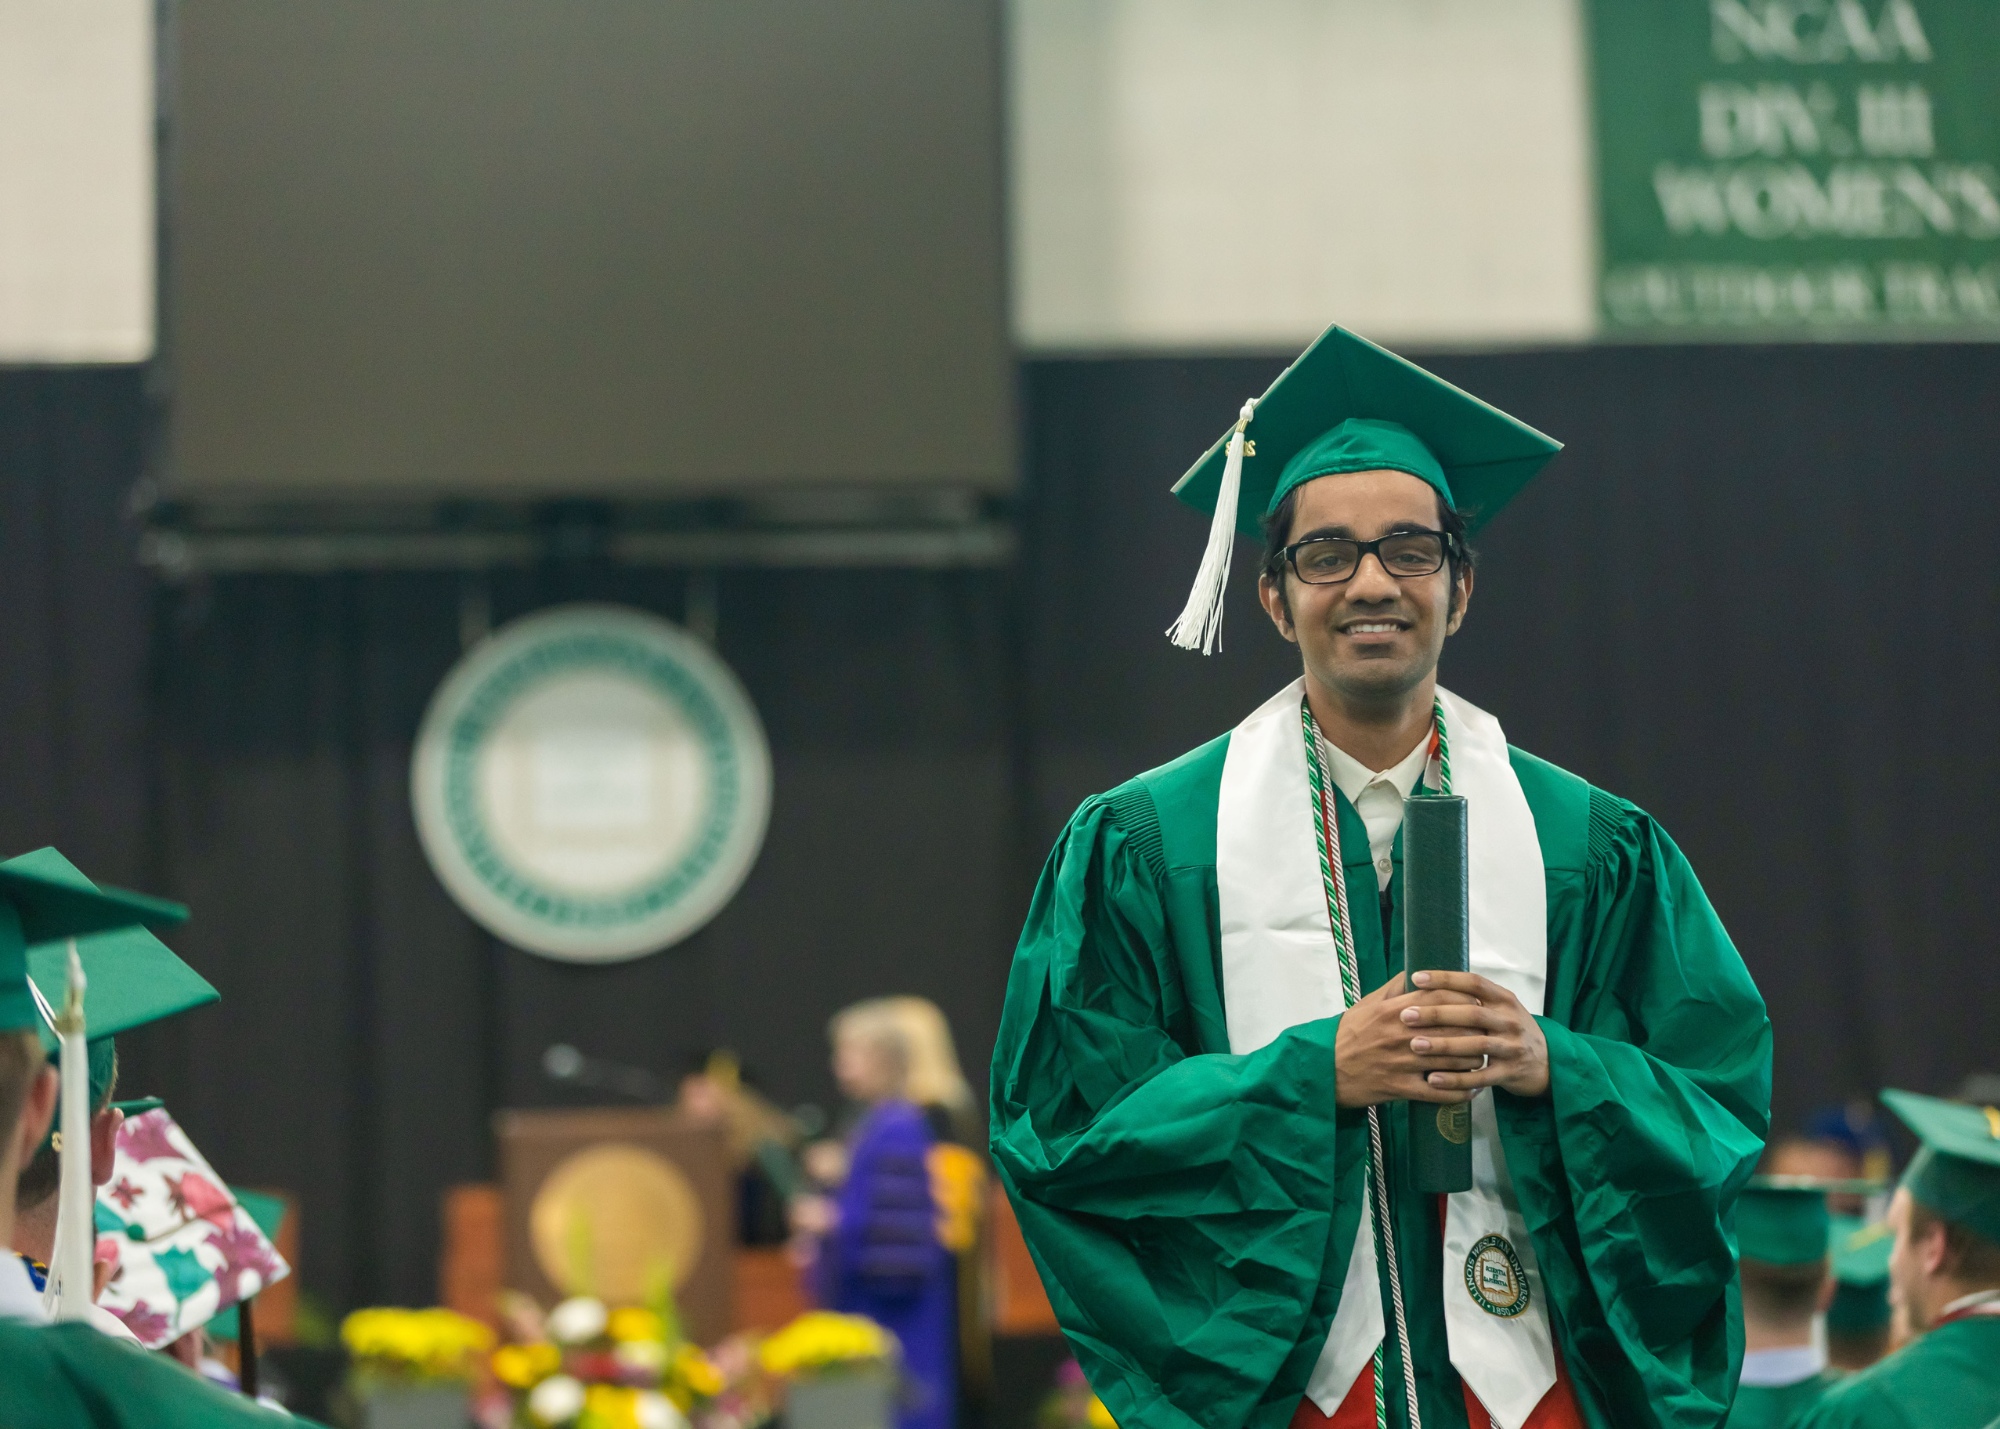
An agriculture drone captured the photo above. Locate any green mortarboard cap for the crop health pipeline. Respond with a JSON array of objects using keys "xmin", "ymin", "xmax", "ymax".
[
  {"xmin": 1830, "ymin": 1214, "xmax": 1893, "ymax": 1285},
  {"xmin": 1882, "ymin": 1087, "xmax": 2000, "ymax": 1245},
  {"xmin": 8, "ymin": 848, "xmax": 209, "ymax": 1049},
  {"xmin": 1171, "ymin": 326, "xmax": 1562, "ymax": 539},
  {"xmin": 1827, "ymin": 1215, "xmax": 1894, "ymax": 1333},
  {"xmin": 1164, "ymin": 325, "xmax": 1561, "ymax": 654},
  {"xmin": 1737, "ymin": 1176, "xmax": 1835, "ymax": 1266},
  {"xmin": 0, "ymin": 847, "xmax": 190, "ymax": 1035}
]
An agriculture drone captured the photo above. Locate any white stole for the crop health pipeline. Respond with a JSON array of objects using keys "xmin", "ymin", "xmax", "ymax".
[{"xmin": 1217, "ymin": 681, "xmax": 1557, "ymax": 1429}]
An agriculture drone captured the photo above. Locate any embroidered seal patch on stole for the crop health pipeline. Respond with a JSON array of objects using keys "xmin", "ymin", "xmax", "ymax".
[{"xmin": 1465, "ymin": 1234, "xmax": 1530, "ymax": 1318}]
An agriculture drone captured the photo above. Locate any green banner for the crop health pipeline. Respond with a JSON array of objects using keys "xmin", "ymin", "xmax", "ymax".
[{"xmin": 1591, "ymin": 0, "xmax": 2000, "ymax": 334}]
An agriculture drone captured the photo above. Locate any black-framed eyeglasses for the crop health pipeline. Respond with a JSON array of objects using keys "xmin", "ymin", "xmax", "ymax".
[{"xmin": 1278, "ymin": 529, "xmax": 1455, "ymax": 585}]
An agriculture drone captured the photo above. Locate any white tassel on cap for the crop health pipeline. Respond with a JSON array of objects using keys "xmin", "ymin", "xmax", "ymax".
[
  {"xmin": 1166, "ymin": 398, "xmax": 1257, "ymax": 654},
  {"xmin": 44, "ymin": 941, "xmax": 92, "ymax": 1321}
]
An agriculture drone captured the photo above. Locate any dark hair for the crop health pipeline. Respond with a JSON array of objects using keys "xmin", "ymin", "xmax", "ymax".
[
  {"xmin": 1259, "ymin": 480, "xmax": 1477, "ymax": 617},
  {"xmin": 1738, "ymin": 1255, "xmax": 1829, "ymax": 1322},
  {"xmin": 1908, "ymin": 1197, "xmax": 2000, "ymax": 1287}
]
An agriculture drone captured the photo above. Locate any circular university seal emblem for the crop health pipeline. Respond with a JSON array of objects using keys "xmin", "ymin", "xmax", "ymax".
[
  {"xmin": 1464, "ymin": 1233, "xmax": 1531, "ymax": 1318},
  {"xmin": 411, "ymin": 605, "xmax": 772, "ymax": 963}
]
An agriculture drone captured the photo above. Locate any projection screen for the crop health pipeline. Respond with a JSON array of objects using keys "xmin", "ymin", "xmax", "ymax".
[{"xmin": 161, "ymin": 0, "xmax": 1013, "ymax": 503}]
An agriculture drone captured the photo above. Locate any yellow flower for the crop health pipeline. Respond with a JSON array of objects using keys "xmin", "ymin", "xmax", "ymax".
[
  {"xmin": 672, "ymin": 1343, "xmax": 725, "ymax": 1399},
  {"xmin": 615, "ymin": 1339, "xmax": 670, "ymax": 1375},
  {"xmin": 581, "ymin": 1383, "xmax": 643, "ymax": 1429},
  {"xmin": 608, "ymin": 1306, "xmax": 666, "ymax": 1345},
  {"xmin": 1086, "ymin": 1396, "xmax": 1117, "ymax": 1429},
  {"xmin": 340, "ymin": 1307, "xmax": 494, "ymax": 1377},
  {"xmin": 757, "ymin": 1312, "xmax": 895, "ymax": 1377},
  {"xmin": 493, "ymin": 1342, "xmax": 563, "ymax": 1388}
]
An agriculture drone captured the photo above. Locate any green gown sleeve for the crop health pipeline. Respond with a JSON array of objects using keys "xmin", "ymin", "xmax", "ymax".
[
  {"xmin": 1724, "ymin": 1375, "xmax": 1839, "ymax": 1429},
  {"xmin": 0, "ymin": 1320, "xmax": 330, "ymax": 1427},
  {"xmin": 1794, "ymin": 1319, "xmax": 2000, "ymax": 1429},
  {"xmin": 1498, "ymin": 792, "xmax": 1772, "ymax": 1429},
  {"xmin": 989, "ymin": 790, "xmax": 1365, "ymax": 1429}
]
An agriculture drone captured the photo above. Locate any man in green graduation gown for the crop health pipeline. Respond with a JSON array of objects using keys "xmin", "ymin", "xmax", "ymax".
[
  {"xmin": 1797, "ymin": 1090, "xmax": 2000, "ymax": 1429},
  {"xmin": 8, "ymin": 847, "xmax": 220, "ymax": 1343},
  {"xmin": 1825, "ymin": 1217, "xmax": 1893, "ymax": 1371},
  {"xmin": 1727, "ymin": 1179, "xmax": 1848, "ymax": 1428},
  {"xmin": 0, "ymin": 853, "xmax": 310, "ymax": 1425},
  {"xmin": 990, "ymin": 326, "xmax": 1772, "ymax": 1429}
]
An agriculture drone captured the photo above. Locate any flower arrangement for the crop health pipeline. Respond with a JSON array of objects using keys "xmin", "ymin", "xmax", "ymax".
[
  {"xmin": 489, "ymin": 1296, "xmax": 729, "ymax": 1429},
  {"xmin": 341, "ymin": 1306, "xmax": 496, "ymax": 1387},
  {"xmin": 484, "ymin": 1300, "xmax": 901, "ymax": 1429},
  {"xmin": 755, "ymin": 1312, "xmax": 895, "ymax": 1379}
]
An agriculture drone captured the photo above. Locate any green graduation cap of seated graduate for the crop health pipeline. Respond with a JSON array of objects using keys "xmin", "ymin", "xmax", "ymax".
[
  {"xmin": 10, "ymin": 847, "xmax": 217, "ymax": 1153},
  {"xmin": 1729, "ymin": 1177, "xmax": 1859, "ymax": 1429},
  {"xmin": 993, "ymin": 324, "xmax": 1770, "ymax": 1429},
  {"xmin": 1883, "ymin": 1088, "xmax": 2000, "ymax": 1246},
  {"xmin": 1165, "ymin": 325, "xmax": 1561, "ymax": 654},
  {"xmin": 0, "ymin": 856, "xmax": 311, "ymax": 1426},
  {"xmin": 1737, "ymin": 1176, "xmax": 1840, "ymax": 1266},
  {"xmin": 1798, "ymin": 1090, "xmax": 2000, "ymax": 1429},
  {"xmin": 0, "ymin": 851, "xmax": 189, "ymax": 1036}
]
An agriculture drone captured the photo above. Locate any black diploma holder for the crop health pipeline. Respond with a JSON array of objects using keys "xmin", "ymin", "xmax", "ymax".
[{"xmin": 1402, "ymin": 793, "xmax": 1474, "ymax": 1193}]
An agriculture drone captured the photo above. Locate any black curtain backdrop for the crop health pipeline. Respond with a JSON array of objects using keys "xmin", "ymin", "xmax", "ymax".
[{"xmin": 0, "ymin": 345, "xmax": 1995, "ymax": 1312}]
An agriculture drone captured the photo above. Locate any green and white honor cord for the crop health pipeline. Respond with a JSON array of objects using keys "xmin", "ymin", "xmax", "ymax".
[{"xmin": 1301, "ymin": 697, "xmax": 1451, "ymax": 1429}]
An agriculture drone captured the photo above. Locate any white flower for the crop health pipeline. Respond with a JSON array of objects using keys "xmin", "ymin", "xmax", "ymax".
[
  {"xmin": 546, "ymin": 1296, "xmax": 609, "ymax": 1345},
  {"xmin": 635, "ymin": 1391, "xmax": 691, "ymax": 1429},
  {"xmin": 615, "ymin": 1338, "xmax": 669, "ymax": 1373},
  {"xmin": 527, "ymin": 1374, "xmax": 587, "ymax": 1426}
]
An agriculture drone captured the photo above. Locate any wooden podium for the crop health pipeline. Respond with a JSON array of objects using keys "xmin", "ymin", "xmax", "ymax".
[{"xmin": 496, "ymin": 1107, "xmax": 735, "ymax": 1343}]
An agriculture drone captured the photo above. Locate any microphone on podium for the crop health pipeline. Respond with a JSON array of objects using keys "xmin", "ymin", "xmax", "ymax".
[{"xmin": 540, "ymin": 1042, "xmax": 669, "ymax": 1103}]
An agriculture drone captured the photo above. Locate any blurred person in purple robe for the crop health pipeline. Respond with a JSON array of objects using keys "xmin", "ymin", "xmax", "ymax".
[{"xmin": 791, "ymin": 999, "xmax": 958, "ymax": 1429}]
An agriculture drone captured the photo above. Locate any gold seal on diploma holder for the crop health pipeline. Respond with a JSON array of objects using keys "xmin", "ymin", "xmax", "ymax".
[{"xmin": 1437, "ymin": 1102, "xmax": 1472, "ymax": 1145}]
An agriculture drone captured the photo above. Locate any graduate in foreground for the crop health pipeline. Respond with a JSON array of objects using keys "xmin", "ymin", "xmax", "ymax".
[
  {"xmin": 1796, "ymin": 1090, "xmax": 2000, "ymax": 1429},
  {"xmin": 0, "ymin": 855, "xmax": 309, "ymax": 1426},
  {"xmin": 7, "ymin": 846, "xmax": 220, "ymax": 1345},
  {"xmin": 990, "ymin": 327, "xmax": 1772, "ymax": 1429}
]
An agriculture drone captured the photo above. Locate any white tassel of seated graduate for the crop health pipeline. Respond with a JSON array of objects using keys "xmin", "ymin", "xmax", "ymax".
[
  {"xmin": 44, "ymin": 942, "xmax": 91, "ymax": 1322},
  {"xmin": 1166, "ymin": 398, "xmax": 1257, "ymax": 654}
]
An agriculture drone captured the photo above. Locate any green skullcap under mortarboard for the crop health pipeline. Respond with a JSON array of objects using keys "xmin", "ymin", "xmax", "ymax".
[
  {"xmin": 0, "ymin": 847, "xmax": 191, "ymax": 1035},
  {"xmin": 1171, "ymin": 325, "xmax": 1562, "ymax": 539},
  {"xmin": 1737, "ymin": 1176, "xmax": 1836, "ymax": 1266},
  {"xmin": 1883, "ymin": 1087, "xmax": 2000, "ymax": 1245}
]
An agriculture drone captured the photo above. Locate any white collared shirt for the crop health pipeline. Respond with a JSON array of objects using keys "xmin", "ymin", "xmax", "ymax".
[
  {"xmin": 1940, "ymin": 1289, "xmax": 2000, "ymax": 1319},
  {"xmin": 0, "ymin": 1253, "xmax": 47, "ymax": 1323},
  {"xmin": 1321, "ymin": 727, "xmax": 1433, "ymax": 890},
  {"xmin": 1738, "ymin": 1343, "xmax": 1826, "ymax": 1388}
]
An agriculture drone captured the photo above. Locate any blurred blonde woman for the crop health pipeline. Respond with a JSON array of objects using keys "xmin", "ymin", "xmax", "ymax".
[
  {"xmin": 867, "ymin": 998, "xmax": 992, "ymax": 1405},
  {"xmin": 874, "ymin": 997, "xmax": 976, "ymax": 1145},
  {"xmin": 794, "ymin": 997, "xmax": 977, "ymax": 1429}
]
